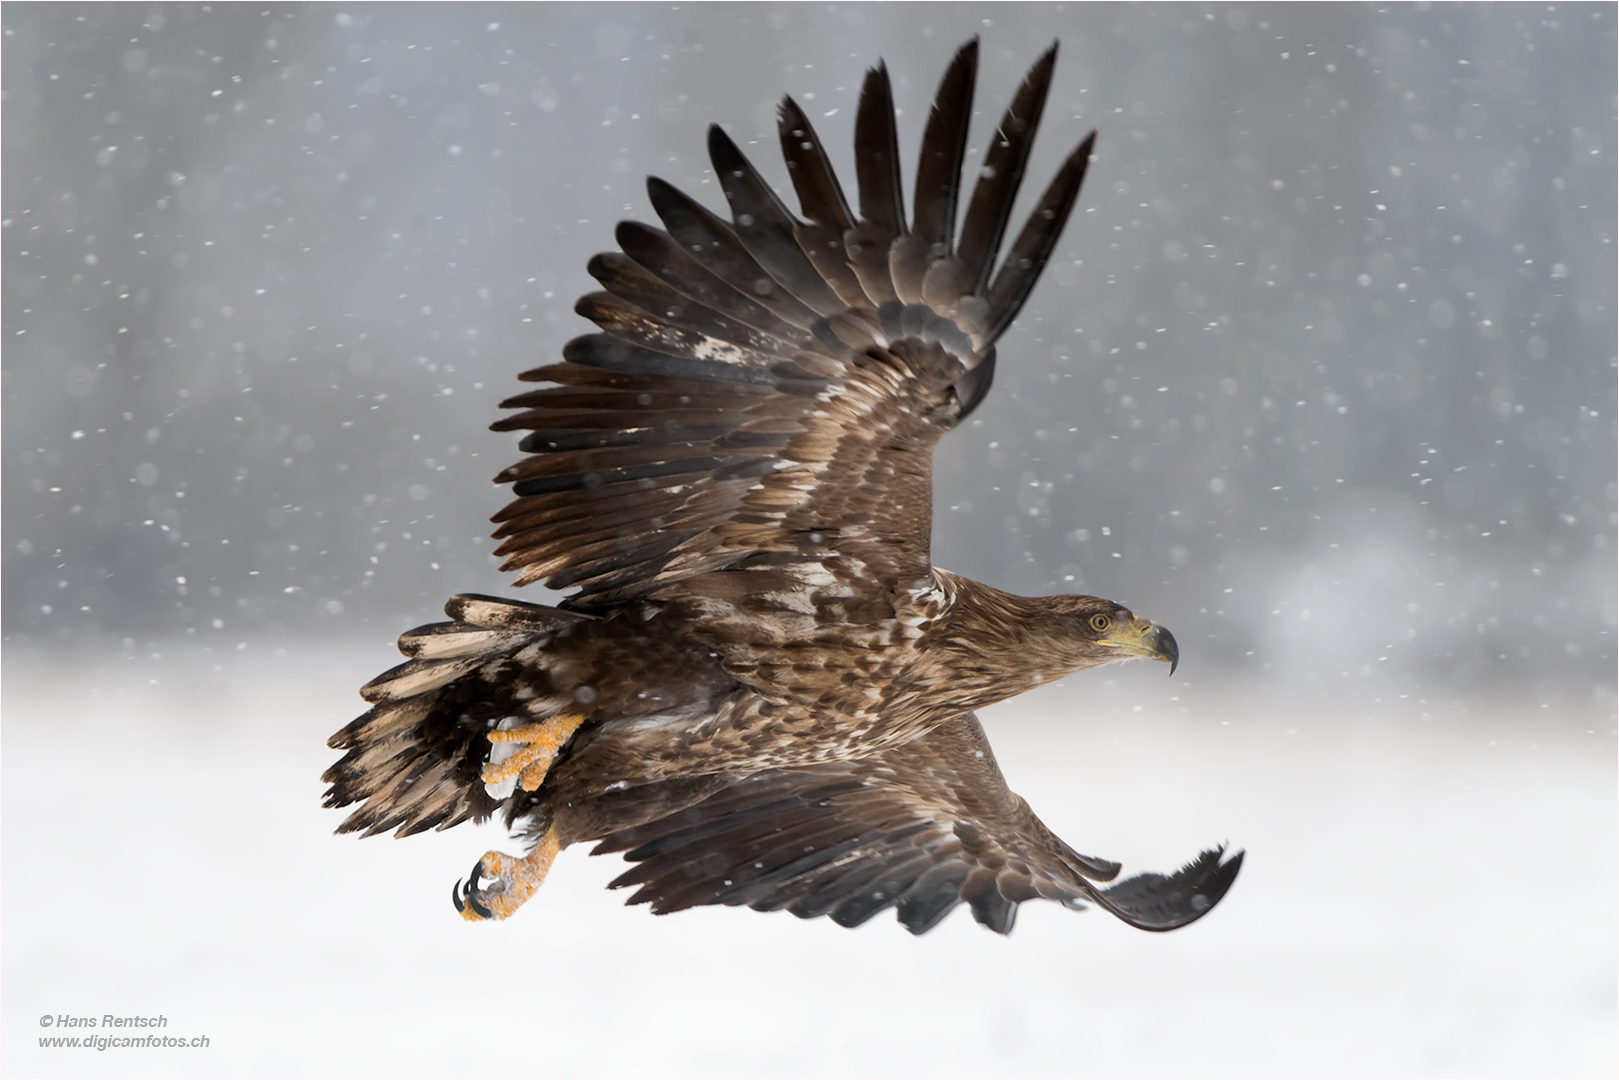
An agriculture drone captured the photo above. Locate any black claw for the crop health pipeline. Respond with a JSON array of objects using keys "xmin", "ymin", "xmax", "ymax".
[
  {"xmin": 463, "ymin": 859, "xmax": 495, "ymax": 919},
  {"xmin": 451, "ymin": 878, "xmax": 466, "ymax": 914}
]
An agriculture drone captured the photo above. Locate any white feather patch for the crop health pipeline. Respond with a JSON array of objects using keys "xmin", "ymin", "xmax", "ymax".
[
  {"xmin": 359, "ymin": 655, "xmax": 485, "ymax": 703},
  {"xmin": 397, "ymin": 627, "xmax": 536, "ymax": 661}
]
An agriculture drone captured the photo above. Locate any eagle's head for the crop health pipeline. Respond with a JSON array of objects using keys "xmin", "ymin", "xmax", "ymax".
[{"xmin": 1032, "ymin": 594, "xmax": 1180, "ymax": 677}]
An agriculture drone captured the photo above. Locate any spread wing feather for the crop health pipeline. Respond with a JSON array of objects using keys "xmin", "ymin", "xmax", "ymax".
[
  {"xmin": 895, "ymin": 39, "xmax": 979, "ymax": 304},
  {"xmin": 776, "ymin": 97, "xmax": 867, "ymax": 310},
  {"xmin": 592, "ymin": 713, "xmax": 1244, "ymax": 934},
  {"xmin": 491, "ymin": 38, "xmax": 1097, "ymax": 610},
  {"xmin": 911, "ymin": 39, "xmax": 978, "ymax": 254},
  {"xmin": 956, "ymin": 45, "xmax": 1059, "ymax": 295},
  {"xmin": 984, "ymin": 131, "xmax": 1097, "ymax": 344},
  {"xmin": 708, "ymin": 125, "xmax": 847, "ymax": 316},
  {"xmin": 844, "ymin": 61, "xmax": 906, "ymax": 305}
]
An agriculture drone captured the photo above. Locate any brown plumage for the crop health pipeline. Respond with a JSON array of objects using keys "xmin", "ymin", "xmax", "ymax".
[
  {"xmin": 323, "ymin": 38, "xmax": 1242, "ymax": 935},
  {"xmin": 595, "ymin": 714, "xmax": 1238, "ymax": 935}
]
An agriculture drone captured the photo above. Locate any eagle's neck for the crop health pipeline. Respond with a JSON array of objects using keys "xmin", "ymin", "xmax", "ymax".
[{"xmin": 927, "ymin": 571, "xmax": 1096, "ymax": 711}]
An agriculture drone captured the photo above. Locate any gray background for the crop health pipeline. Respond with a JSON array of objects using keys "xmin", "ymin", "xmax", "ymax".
[
  {"xmin": 5, "ymin": 2, "xmax": 1614, "ymax": 702},
  {"xmin": 3, "ymin": 5, "xmax": 1615, "ymax": 1079}
]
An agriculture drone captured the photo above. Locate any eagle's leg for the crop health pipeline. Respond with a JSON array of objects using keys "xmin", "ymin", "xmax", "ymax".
[
  {"xmin": 481, "ymin": 712, "xmax": 586, "ymax": 792},
  {"xmin": 454, "ymin": 711, "xmax": 584, "ymax": 922},
  {"xmin": 454, "ymin": 831, "xmax": 562, "ymax": 922}
]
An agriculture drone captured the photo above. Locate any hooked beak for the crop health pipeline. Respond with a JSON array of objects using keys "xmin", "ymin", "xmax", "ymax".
[
  {"xmin": 1100, "ymin": 619, "xmax": 1180, "ymax": 676},
  {"xmin": 1144, "ymin": 623, "xmax": 1179, "ymax": 676}
]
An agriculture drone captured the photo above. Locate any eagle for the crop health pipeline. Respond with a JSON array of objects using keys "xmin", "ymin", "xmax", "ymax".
[{"xmin": 324, "ymin": 39, "xmax": 1242, "ymax": 936}]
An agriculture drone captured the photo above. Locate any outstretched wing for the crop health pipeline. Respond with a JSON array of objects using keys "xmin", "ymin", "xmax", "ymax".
[
  {"xmin": 489, "ymin": 39, "xmax": 1096, "ymax": 610},
  {"xmin": 591, "ymin": 714, "xmax": 1243, "ymax": 935}
]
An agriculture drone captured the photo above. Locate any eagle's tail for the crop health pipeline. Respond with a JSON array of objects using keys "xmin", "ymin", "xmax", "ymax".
[{"xmin": 321, "ymin": 593, "xmax": 589, "ymax": 839}]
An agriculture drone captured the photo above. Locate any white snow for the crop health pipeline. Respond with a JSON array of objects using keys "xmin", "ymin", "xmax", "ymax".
[{"xmin": 2, "ymin": 643, "xmax": 1613, "ymax": 1078}]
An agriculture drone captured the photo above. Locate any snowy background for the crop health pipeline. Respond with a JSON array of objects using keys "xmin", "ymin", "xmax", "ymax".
[{"xmin": 3, "ymin": 4, "xmax": 1614, "ymax": 1078}]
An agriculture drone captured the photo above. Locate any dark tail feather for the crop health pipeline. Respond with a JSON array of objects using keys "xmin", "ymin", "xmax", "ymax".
[
  {"xmin": 984, "ymin": 130, "xmax": 1096, "ymax": 343},
  {"xmin": 956, "ymin": 42, "xmax": 1059, "ymax": 294},
  {"xmin": 323, "ymin": 595, "xmax": 588, "ymax": 837}
]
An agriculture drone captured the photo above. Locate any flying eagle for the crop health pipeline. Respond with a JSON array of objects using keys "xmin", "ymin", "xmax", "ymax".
[{"xmin": 324, "ymin": 39, "xmax": 1242, "ymax": 935}]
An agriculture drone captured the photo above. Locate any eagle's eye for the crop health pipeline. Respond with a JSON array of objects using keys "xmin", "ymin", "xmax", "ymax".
[{"xmin": 1089, "ymin": 614, "xmax": 1112, "ymax": 633}]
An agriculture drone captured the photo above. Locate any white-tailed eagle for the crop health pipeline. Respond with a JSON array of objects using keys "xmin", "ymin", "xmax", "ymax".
[{"xmin": 324, "ymin": 39, "xmax": 1242, "ymax": 935}]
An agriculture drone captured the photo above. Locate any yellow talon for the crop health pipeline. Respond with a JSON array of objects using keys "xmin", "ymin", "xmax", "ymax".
[
  {"xmin": 456, "ymin": 832, "xmax": 563, "ymax": 921},
  {"xmin": 481, "ymin": 713, "xmax": 586, "ymax": 792}
]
